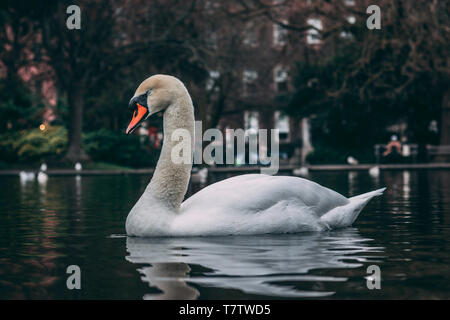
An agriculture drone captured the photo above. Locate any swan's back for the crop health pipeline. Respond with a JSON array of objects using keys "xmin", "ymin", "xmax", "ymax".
[
  {"xmin": 182, "ymin": 174, "xmax": 348, "ymax": 217},
  {"xmin": 173, "ymin": 174, "xmax": 358, "ymax": 236}
]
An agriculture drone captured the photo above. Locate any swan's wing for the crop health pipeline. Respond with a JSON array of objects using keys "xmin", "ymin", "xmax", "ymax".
[{"xmin": 182, "ymin": 174, "xmax": 349, "ymax": 218}]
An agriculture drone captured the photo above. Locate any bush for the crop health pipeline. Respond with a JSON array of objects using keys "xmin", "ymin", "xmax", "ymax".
[
  {"xmin": 0, "ymin": 126, "xmax": 159, "ymax": 167},
  {"xmin": 306, "ymin": 143, "xmax": 374, "ymax": 164},
  {"xmin": 0, "ymin": 125, "xmax": 67, "ymax": 163},
  {"xmin": 306, "ymin": 144, "xmax": 347, "ymax": 164},
  {"xmin": 83, "ymin": 129, "xmax": 158, "ymax": 167}
]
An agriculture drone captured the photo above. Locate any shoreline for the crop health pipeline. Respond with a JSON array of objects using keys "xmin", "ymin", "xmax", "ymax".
[{"xmin": 2, "ymin": 163, "xmax": 450, "ymax": 176}]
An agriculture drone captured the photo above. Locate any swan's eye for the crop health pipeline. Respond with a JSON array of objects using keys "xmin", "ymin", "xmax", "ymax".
[{"xmin": 147, "ymin": 89, "xmax": 153, "ymax": 96}]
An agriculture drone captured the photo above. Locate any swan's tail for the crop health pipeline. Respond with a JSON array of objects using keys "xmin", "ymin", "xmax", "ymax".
[
  {"xmin": 320, "ymin": 187, "xmax": 386, "ymax": 229},
  {"xmin": 349, "ymin": 187, "xmax": 386, "ymax": 201}
]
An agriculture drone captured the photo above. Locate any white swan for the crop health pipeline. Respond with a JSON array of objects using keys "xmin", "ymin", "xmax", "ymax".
[
  {"xmin": 37, "ymin": 171, "xmax": 48, "ymax": 184},
  {"xmin": 75, "ymin": 162, "xmax": 82, "ymax": 171},
  {"xmin": 125, "ymin": 75, "xmax": 385, "ymax": 237},
  {"xmin": 19, "ymin": 171, "xmax": 35, "ymax": 183},
  {"xmin": 347, "ymin": 156, "xmax": 359, "ymax": 165},
  {"xmin": 40, "ymin": 163, "xmax": 47, "ymax": 172}
]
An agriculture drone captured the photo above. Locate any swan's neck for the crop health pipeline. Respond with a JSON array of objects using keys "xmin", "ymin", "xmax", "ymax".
[{"xmin": 146, "ymin": 94, "xmax": 194, "ymax": 211}]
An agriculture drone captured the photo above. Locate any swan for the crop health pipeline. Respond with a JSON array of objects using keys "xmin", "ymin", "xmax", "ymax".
[
  {"xmin": 75, "ymin": 162, "xmax": 82, "ymax": 171},
  {"xmin": 37, "ymin": 171, "xmax": 48, "ymax": 184},
  {"xmin": 125, "ymin": 75, "xmax": 385, "ymax": 237},
  {"xmin": 347, "ymin": 156, "xmax": 359, "ymax": 165},
  {"xmin": 19, "ymin": 171, "xmax": 35, "ymax": 183},
  {"xmin": 40, "ymin": 163, "xmax": 47, "ymax": 172}
]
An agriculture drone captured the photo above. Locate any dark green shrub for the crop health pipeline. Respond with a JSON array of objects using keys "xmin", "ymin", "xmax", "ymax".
[
  {"xmin": 0, "ymin": 125, "xmax": 67, "ymax": 163},
  {"xmin": 83, "ymin": 129, "xmax": 158, "ymax": 167}
]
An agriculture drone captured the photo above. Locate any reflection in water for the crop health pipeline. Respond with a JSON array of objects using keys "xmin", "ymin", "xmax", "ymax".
[
  {"xmin": 75, "ymin": 175, "xmax": 82, "ymax": 207},
  {"xmin": 2, "ymin": 170, "xmax": 450, "ymax": 299},
  {"xmin": 348, "ymin": 171, "xmax": 358, "ymax": 196},
  {"xmin": 126, "ymin": 229, "xmax": 384, "ymax": 299},
  {"xmin": 403, "ymin": 170, "xmax": 411, "ymax": 201}
]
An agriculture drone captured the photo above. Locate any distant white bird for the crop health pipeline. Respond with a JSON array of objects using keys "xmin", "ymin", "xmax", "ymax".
[
  {"xmin": 19, "ymin": 171, "xmax": 35, "ymax": 183},
  {"xmin": 75, "ymin": 162, "xmax": 82, "ymax": 171},
  {"xmin": 293, "ymin": 167, "xmax": 309, "ymax": 177},
  {"xmin": 191, "ymin": 167, "xmax": 208, "ymax": 184},
  {"xmin": 369, "ymin": 166, "xmax": 380, "ymax": 178},
  {"xmin": 40, "ymin": 163, "xmax": 47, "ymax": 172},
  {"xmin": 37, "ymin": 171, "xmax": 48, "ymax": 184},
  {"xmin": 347, "ymin": 156, "xmax": 359, "ymax": 165}
]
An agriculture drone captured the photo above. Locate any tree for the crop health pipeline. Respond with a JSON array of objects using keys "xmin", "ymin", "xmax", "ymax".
[
  {"xmin": 36, "ymin": 0, "xmax": 140, "ymax": 162},
  {"xmin": 28, "ymin": 0, "xmax": 222, "ymax": 163},
  {"xmin": 0, "ymin": 1, "xmax": 51, "ymax": 133},
  {"xmin": 286, "ymin": 0, "xmax": 449, "ymax": 159}
]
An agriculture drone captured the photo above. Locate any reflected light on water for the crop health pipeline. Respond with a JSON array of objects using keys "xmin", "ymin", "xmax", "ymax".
[
  {"xmin": 2, "ymin": 170, "xmax": 450, "ymax": 299},
  {"xmin": 348, "ymin": 171, "xmax": 358, "ymax": 196},
  {"xmin": 403, "ymin": 170, "xmax": 411, "ymax": 201}
]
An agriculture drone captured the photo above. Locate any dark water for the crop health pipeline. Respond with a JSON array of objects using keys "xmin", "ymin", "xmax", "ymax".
[{"xmin": 0, "ymin": 170, "xmax": 449, "ymax": 299}]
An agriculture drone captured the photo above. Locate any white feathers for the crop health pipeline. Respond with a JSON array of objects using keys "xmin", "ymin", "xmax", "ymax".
[
  {"xmin": 125, "ymin": 75, "xmax": 386, "ymax": 237},
  {"xmin": 37, "ymin": 171, "xmax": 48, "ymax": 184},
  {"xmin": 40, "ymin": 163, "xmax": 47, "ymax": 172},
  {"xmin": 19, "ymin": 171, "xmax": 35, "ymax": 183},
  {"xmin": 38, "ymin": 163, "xmax": 48, "ymax": 184}
]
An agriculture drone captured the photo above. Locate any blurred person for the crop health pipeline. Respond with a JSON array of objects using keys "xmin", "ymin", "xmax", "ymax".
[{"xmin": 382, "ymin": 135, "xmax": 402, "ymax": 163}]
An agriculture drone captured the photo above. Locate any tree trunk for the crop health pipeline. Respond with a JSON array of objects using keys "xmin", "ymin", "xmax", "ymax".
[
  {"xmin": 440, "ymin": 90, "xmax": 450, "ymax": 145},
  {"xmin": 64, "ymin": 83, "xmax": 90, "ymax": 163},
  {"xmin": 436, "ymin": 90, "xmax": 450, "ymax": 162}
]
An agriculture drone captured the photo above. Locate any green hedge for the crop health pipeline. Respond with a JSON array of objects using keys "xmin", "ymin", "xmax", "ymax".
[
  {"xmin": 83, "ymin": 129, "xmax": 158, "ymax": 167},
  {"xmin": 0, "ymin": 126, "xmax": 158, "ymax": 167},
  {"xmin": 306, "ymin": 143, "xmax": 374, "ymax": 164},
  {"xmin": 0, "ymin": 126, "xmax": 67, "ymax": 163}
]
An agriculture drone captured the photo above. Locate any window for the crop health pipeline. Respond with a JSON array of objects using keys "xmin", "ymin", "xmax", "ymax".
[
  {"xmin": 204, "ymin": 0, "xmax": 218, "ymax": 12},
  {"xmin": 273, "ymin": 22, "xmax": 288, "ymax": 46},
  {"xmin": 274, "ymin": 111, "xmax": 290, "ymax": 140},
  {"xmin": 245, "ymin": 111, "xmax": 259, "ymax": 164},
  {"xmin": 206, "ymin": 32, "xmax": 218, "ymax": 50},
  {"xmin": 273, "ymin": 66, "xmax": 288, "ymax": 92},
  {"xmin": 306, "ymin": 18, "xmax": 322, "ymax": 45},
  {"xmin": 243, "ymin": 21, "xmax": 258, "ymax": 46},
  {"xmin": 340, "ymin": 16, "xmax": 355, "ymax": 39},
  {"xmin": 244, "ymin": 111, "xmax": 259, "ymax": 135},
  {"xmin": 206, "ymin": 70, "xmax": 220, "ymax": 91},
  {"xmin": 243, "ymin": 70, "xmax": 258, "ymax": 95},
  {"xmin": 344, "ymin": 0, "xmax": 355, "ymax": 6}
]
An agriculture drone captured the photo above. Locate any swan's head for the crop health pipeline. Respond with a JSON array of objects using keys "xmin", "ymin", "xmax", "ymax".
[{"xmin": 126, "ymin": 74, "xmax": 187, "ymax": 134}]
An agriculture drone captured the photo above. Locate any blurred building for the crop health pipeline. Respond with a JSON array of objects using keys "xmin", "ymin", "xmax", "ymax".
[{"xmin": 205, "ymin": 0, "xmax": 360, "ymax": 165}]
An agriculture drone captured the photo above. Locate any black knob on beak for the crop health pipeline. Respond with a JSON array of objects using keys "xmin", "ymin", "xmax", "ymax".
[{"xmin": 128, "ymin": 93, "xmax": 148, "ymax": 110}]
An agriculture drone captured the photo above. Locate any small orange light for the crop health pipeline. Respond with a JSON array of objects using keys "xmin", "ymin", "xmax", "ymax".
[{"xmin": 39, "ymin": 124, "xmax": 46, "ymax": 131}]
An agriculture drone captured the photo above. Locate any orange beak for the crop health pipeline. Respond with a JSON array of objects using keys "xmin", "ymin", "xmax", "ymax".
[{"xmin": 126, "ymin": 103, "xmax": 149, "ymax": 134}]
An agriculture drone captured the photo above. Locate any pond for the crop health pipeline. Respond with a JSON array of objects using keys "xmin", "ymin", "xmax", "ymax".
[{"xmin": 0, "ymin": 170, "xmax": 449, "ymax": 299}]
